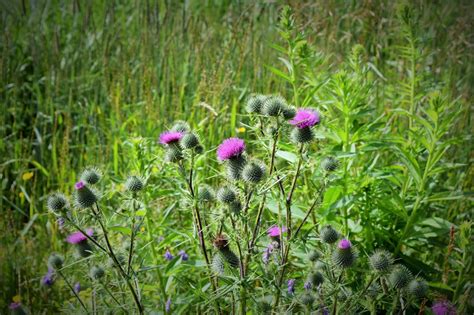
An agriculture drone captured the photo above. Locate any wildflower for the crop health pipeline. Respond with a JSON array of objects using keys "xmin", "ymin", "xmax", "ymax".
[
  {"xmin": 57, "ymin": 217, "xmax": 65, "ymax": 231},
  {"xmin": 164, "ymin": 250, "xmax": 174, "ymax": 261},
  {"xmin": 80, "ymin": 167, "xmax": 102, "ymax": 185},
  {"xmin": 74, "ymin": 282, "xmax": 81, "ymax": 294},
  {"xmin": 408, "ymin": 278, "xmax": 428, "ymax": 299},
  {"xmin": 389, "ymin": 265, "xmax": 413, "ymax": 289},
  {"xmin": 262, "ymin": 95, "xmax": 287, "ymax": 117},
  {"xmin": 178, "ymin": 250, "xmax": 189, "ymax": 261},
  {"xmin": 48, "ymin": 254, "xmax": 64, "ymax": 270},
  {"xmin": 320, "ymin": 225, "xmax": 339, "ymax": 244},
  {"xmin": 47, "ymin": 193, "xmax": 68, "ymax": 214},
  {"xmin": 9, "ymin": 302, "xmax": 27, "ymax": 315},
  {"xmin": 246, "ymin": 94, "xmax": 267, "ymax": 114},
  {"xmin": 289, "ymin": 109, "xmax": 320, "ymax": 129},
  {"xmin": 301, "ymin": 293, "xmax": 315, "ymax": 306},
  {"xmin": 432, "ymin": 300, "xmax": 456, "ymax": 315},
  {"xmin": 74, "ymin": 180, "xmax": 98, "ymax": 208},
  {"xmin": 321, "ymin": 156, "xmax": 339, "ymax": 172},
  {"xmin": 242, "ymin": 161, "xmax": 266, "ymax": 184},
  {"xmin": 198, "ymin": 184, "xmax": 215, "ymax": 202},
  {"xmin": 267, "ymin": 225, "xmax": 287, "ymax": 243},
  {"xmin": 308, "ymin": 250, "xmax": 321, "ymax": 262},
  {"xmin": 304, "ymin": 281, "xmax": 312, "ymax": 291},
  {"xmin": 262, "ymin": 243, "xmax": 274, "ymax": 265},
  {"xmin": 216, "ymin": 138, "xmax": 245, "ymax": 161},
  {"xmin": 338, "ymin": 239, "xmax": 351, "ymax": 249},
  {"xmin": 308, "ymin": 271, "xmax": 324, "ymax": 287},
  {"xmin": 332, "ymin": 238, "xmax": 357, "ymax": 268},
  {"xmin": 125, "ymin": 176, "xmax": 144, "ymax": 192},
  {"xmin": 41, "ymin": 267, "xmax": 55, "ymax": 287},
  {"xmin": 180, "ymin": 133, "xmax": 200, "ymax": 150},
  {"xmin": 213, "ymin": 234, "xmax": 239, "ymax": 268},
  {"xmin": 287, "ymin": 279, "xmax": 296, "ymax": 295},
  {"xmin": 171, "ymin": 120, "xmax": 190, "ymax": 133},
  {"xmin": 369, "ymin": 250, "xmax": 393, "ymax": 273},
  {"xmin": 159, "ymin": 131, "xmax": 183, "ymax": 145},
  {"xmin": 165, "ymin": 297, "xmax": 172, "ymax": 312},
  {"xmin": 67, "ymin": 229, "xmax": 94, "ymax": 257},
  {"xmin": 216, "ymin": 186, "xmax": 237, "ymax": 204}
]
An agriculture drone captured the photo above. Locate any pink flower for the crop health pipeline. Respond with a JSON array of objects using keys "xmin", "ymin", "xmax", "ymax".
[
  {"xmin": 289, "ymin": 109, "xmax": 320, "ymax": 129},
  {"xmin": 267, "ymin": 225, "xmax": 287, "ymax": 238},
  {"xmin": 159, "ymin": 131, "xmax": 183, "ymax": 145},
  {"xmin": 67, "ymin": 229, "xmax": 94, "ymax": 244},
  {"xmin": 75, "ymin": 180, "xmax": 85, "ymax": 190},
  {"xmin": 338, "ymin": 239, "xmax": 352, "ymax": 250},
  {"xmin": 432, "ymin": 300, "xmax": 456, "ymax": 315},
  {"xmin": 216, "ymin": 138, "xmax": 245, "ymax": 161}
]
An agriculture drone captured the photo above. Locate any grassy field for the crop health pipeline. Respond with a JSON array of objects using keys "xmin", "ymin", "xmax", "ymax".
[{"xmin": 1, "ymin": 0, "xmax": 473, "ymax": 314}]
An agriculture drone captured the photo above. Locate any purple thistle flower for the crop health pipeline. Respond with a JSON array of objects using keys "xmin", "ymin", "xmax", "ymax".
[
  {"xmin": 267, "ymin": 225, "xmax": 287, "ymax": 238},
  {"xmin": 289, "ymin": 109, "xmax": 320, "ymax": 129},
  {"xmin": 178, "ymin": 250, "xmax": 189, "ymax": 261},
  {"xmin": 41, "ymin": 267, "xmax": 55, "ymax": 287},
  {"xmin": 165, "ymin": 297, "xmax": 172, "ymax": 312},
  {"xmin": 304, "ymin": 281, "xmax": 312, "ymax": 291},
  {"xmin": 66, "ymin": 229, "xmax": 93, "ymax": 244},
  {"xmin": 432, "ymin": 300, "xmax": 456, "ymax": 315},
  {"xmin": 74, "ymin": 282, "xmax": 81, "ymax": 294},
  {"xmin": 159, "ymin": 131, "xmax": 183, "ymax": 145},
  {"xmin": 9, "ymin": 302, "xmax": 22, "ymax": 309},
  {"xmin": 287, "ymin": 279, "xmax": 296, "ymax": 295},
  {"xmin": 262, "ymin": 243, "xmax": 274, "ymax": 265},
  {"xmin": 338, "ymin": 239, "xmax": 352, "ymax": 250},
  {"xmin": 164, "ymin": 250, "xmax": 174, "ymax": 261},
  {"xmin": 75, "ymin": 180, "xmax": 85, "ymax": 190},
  {"xmin": 216, "ymin": 137, "xmax": 245, "ymax": 161}
]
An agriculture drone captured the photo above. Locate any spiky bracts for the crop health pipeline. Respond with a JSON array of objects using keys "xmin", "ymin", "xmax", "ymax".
[
  {"xmin": 242, "ymin": 160, "xmax": 266, "ymax": 184},
  {"xmin": 369, "ymin": 250, "xmax": 394, "ymax": 274},
  {"xmin": 246, "ymin": 94, "xmax": 267, "ymax": 114},
  {"xmin": 212, "ymin": 234, "xmax": 239, "ymax": 270},
  {"xmin": 217, "ymin": 186, "xmax": 237, "ymax": 204},
  {"xmin": 74, "ymin": 180, "xmax": 98, "ymax": 208},
  {"xmin": 125, "ymin": 176, "xmax": 144, "ymax": 192},
  {"xmin": 48, "ymin": 254, "xmax": 64, "ymax": 270},
  {"xmin": 321, "ymin": 156, "xmax": 339, "ymax": 172},
  {"xmin": 262, "ymin": 95, "xmax": 287, "ymax": 117},
  {"xmin": 320, "ymin": 225, "xmax": 339, "ymax": 244},
  {"xmin": 80, "ymin": 167, "xmax": 102, "ymax": 185},
  {"xmin": 47, "ymin": 193, "xmax": 68, "ymax": 214},
  {"xmin": 332, "ymin": 239, "xmax": 356, "ymax": 268},
  {"xmin": 408, "ymin": 278, "xmax": 428, "ymax": 299},
  {"xmin": 226, "ymin": 154, "xmax": 247, "ymax": 180},
  {"xmin": 198, "ymin": 184, "xmax": 215, "ymax": 202},
  {"xmin": 90, "ymin": 266, "xmax": 105, "ymax": 280},
  {"xmin": 389, "ymin": 265, "xmax": 413, "ymax": 289}
]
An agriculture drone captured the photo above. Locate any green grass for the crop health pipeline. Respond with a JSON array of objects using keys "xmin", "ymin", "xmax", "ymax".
[{"xmin": 1, "ymin": 0, "xmax": 472, "ymax": 313}]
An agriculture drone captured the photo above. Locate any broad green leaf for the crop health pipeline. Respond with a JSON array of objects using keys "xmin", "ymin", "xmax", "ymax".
[
  {"xmin": 275, "ymin": 150, "xmax": 297, "ymax": 163},
  {"xmin": 109, "ymin": 225, "xmax": 132, "ymax": 235}
]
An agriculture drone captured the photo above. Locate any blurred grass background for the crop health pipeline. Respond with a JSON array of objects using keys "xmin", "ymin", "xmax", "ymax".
[{"xmin": 1, "ymin": 0, "xmax": 472, "ymax": 311}]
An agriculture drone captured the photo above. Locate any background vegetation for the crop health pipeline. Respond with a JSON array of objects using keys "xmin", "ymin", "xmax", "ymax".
[{"xmin": 1, "ymin": 0, "xmax": 472, "ymax": 313}]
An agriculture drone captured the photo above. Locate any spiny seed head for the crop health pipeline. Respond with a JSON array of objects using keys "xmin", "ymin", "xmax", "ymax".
[
  {"xmin": 368, "ymin": 282, "xmax": 381, "ymax": 298},
  {"xmin": 332, "ymin": 245, "xmax": 357, "ymax": 268},
  {"xmin": 308, "ymin": 250, "xmax": 321, "ymax": 262},
  {"xmin": 262, "ymin": 95, "xmax": 287, "ymax": 117},
  {"xmin": 226, "ymin": 155, "xmax": 247, "ymax": 181},
  {"xmin": 314, "ymin": 261, "xmax": 325, "ymax": 270},
  {"xmin": 389, "ymin": 265, "xmax": 413, "ymax": 289},
  {"xmin": 217, "ymin": 187, "xmax": 237, "ymax": 204},
  {"xmin": 171, "ymin": 120, "xmax": 190, "ymax": 133},
  {"xmin": 301, "ymin": 293, "xmax": 315, "ymax": 306},
  {"xmin": 165, "ymin": 146, "xmax": 183, "ymax": 162},
  {"xmin": 408, "ymin": 279, "xmax": 428, "ymax": 299},
  {"xmin": 242, "ymin": 161, "xmax": 266, "ymax": 184},
  {"xmin": 218, "ymin": 248, "xmax": 239, "ymax": 268},
  {"xmin": 180, "ymin": 133, "xmax": 200, "ymax": 149},
  {"xmin": 246, "ymin": 94, "xmax": 267, "ymax": 114},
  {"xmin": 369, "ymin": 250, "xmax": 394, "ymax": 273},
  {"xmin": 76, "ymin": 242, "xmax": 93, "ymax": 258},
  {"xmin": 48, "ymin": 254, "xmax": 64, "ymax": 270},
  {"xmin": 320, "ymin": 225, "xmax": 339, "ymax": 244},
  {"xmin": 308, "ymin": 271, "xmax": 324, "ymax": 286},
  {"xmin": 213, "ymin": 234, "xmax": 230, "ymax": 250},
  {"xmin": 212, "ymin": 254, "xmax": 225, "ymax": 275},
  {"xmin": 125, "ymin": 176, "xmax": 144, "ymax": 192},
  {"xmin": 291, "ymin": 126, "xmax": 314, "ymax": 143},
  {"xmin": 47, "ymin": 193, "xmax": 68, "ymax": 214},
  {"xmin": 80, "ymin": 168, "xmax": 102, "ymax": 185},
  {"xmin": 283, "ymin": 106, "xmax": 297, "ymax": 119},
  {"xmin": 90, "ymin": 266, "xmax": 105, "ymax": 280},
  {"xmin": 321, "ymin": 156, "xmax": 339, "ymax": 172},
  {"xmin": 74, "ymin": 182, "xmax": 98, "ymax": 208},
  {"xmin": 198, "ymin": 184, "xmax": 215, "ymax": 202},
  {"xmin": 229, "ymin": 200, "xmax": 242, "ymax": 215}
]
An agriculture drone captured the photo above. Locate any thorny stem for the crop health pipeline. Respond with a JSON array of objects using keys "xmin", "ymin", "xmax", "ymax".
[
  {"xmin": 230, "ymin": 216, "xmax": 246, "ymax": 315},
  {"xmin": 127, "ymin": 194, "xmax": 137, "ymax": 276},
  {"xmin": 92, "ymin": 203, "xmax": 144, "ymax": 314},
  {"xmin": 331, "ymin": 271, "xmax": 344, "ymax": 315},
  {"xmin": 100, "ymin": 282, "xmax": 128, "ymax": 313},
  {"xmin": 57, "ymin": 270, "xmax": 89, "ymax": 314}
]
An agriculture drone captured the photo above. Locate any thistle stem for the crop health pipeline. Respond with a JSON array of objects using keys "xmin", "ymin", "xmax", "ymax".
[
  {"xmin": 57, "ymin": 270, "xmax": 89, "ymax": 314},
  {"xmin": 127, "ymin": 195, "xmax": 137, "ymax": 276}
]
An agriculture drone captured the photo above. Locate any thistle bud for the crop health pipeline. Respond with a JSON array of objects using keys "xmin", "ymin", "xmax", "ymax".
[
  {"xmin": 74, "ymin": 181, "xmax": 98, "ymax": 208},
  {"xmin": 125, "ymin": 176, "xmax": 144, "ymax": 192},
  {"xmin": 291, "ymin": 126, "xmax": 314, "ymax": 143},
  {"xmin": 408, "ymin": 278, "xmax": 428, "ymax": 299},
  {"xmin": 283, "ymin": 106, "xmax": 297, "ymax": 119},
  {"xmin": 308, "ymin": 271, "xmax": 324, "ymax": 286},
  {"xmin": 246, "ymin": 94, "xmax": 267, "ymax": 114},
  {"xmin": 90, "ymin": 266, "xmax": 105, "ymax": 280},
  {"xmin": 165, "ymin": 146, "xmax": 183, "ymax": 163},
  {"xmin": 229, "ymin": 200, "xmax": 242, "ymax": 215},
  {"xmin": 308, "ymin": 250, "xmax": 321, "ymax": 262},
  {"xmin": 369, "ymin": 250, "xmax": 394, "ymax": 274},
  {"xmin": 217, "ymin": 187, "xmax": 237, "ymax": 204},
  {"xmin": 301, "ymin": 293, "xmax": 315, "ymax": 306},
  {"xmin": 262, "ymin": 95, "xmax": 287, "ymax": 117},
  {"xmin": 226, "ymin": 155, "xmax": 247, "ymax": 181},
  {"xmin": 80, "ymin": 168, "xmax": 102, "ymax": 185},
  {"xmin": 389, "ymin": 265, "xmax": 412, "ymax": 289},
  {"xmin": 171, "ymin": 120, "xmax": 190, "ymax": 133},
  {"xmin": 180, "ymin": 133, "xmax": 200, "ymax": 149},
  {"xmin": 48, "ymin": 254, "xmax": 64, "ymax": 270},
  {"xmin": 242, "ymin": 161, "xmax": 266, "ymax": 184},
  {"xmin": 47, "ymin": 193, "xmax": 68, "ymax": 214},
  {"xmin": 213, "ymin": 234, "xmax": 239, "ymax": 268},
  {"xmin": 198, "ymin": 184, "xmax": 215, "ymax": 202},
  {"xmin": 321, "ymin": 157, "xmax": 339, "ymax": 172},
  {"xmin": 332, "ymin": 239, "xmax": 356, "ymax": 268},
  {"xmin": 320, "ymin": 225, "xmax": 339, "ymax": 244},
  {"xmin": 212, "ymin": 254, "xmax": 225, "ymax": 275}
]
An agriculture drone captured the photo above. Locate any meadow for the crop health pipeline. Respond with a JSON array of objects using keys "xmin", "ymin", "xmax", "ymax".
[{"xmin": 1, "ymin": 1, "xmax": 473, "ymax": 314}]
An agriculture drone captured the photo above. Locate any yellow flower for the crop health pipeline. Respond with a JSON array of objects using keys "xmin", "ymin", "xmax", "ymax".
[
  {"xmin": 19, "ymin": 192, "xmax": 24, "ymax": 199},
  {"xmin": 152, "ymin": 166, "xmax": 159, "ymax": 174},
  {"xmin": 13, "ymin": 295, "xmax": 21, "ymax": 302},
  {"xmin": 140, "ymin": 227, "xmax": 145, "ymax": 233},
  {"xmin": 236, "ymin": 127, "xmax": 246, "ymax": 133},
  {"xmin": 22, "ymin": 172, "xmax": 34, "ymax": 181}
]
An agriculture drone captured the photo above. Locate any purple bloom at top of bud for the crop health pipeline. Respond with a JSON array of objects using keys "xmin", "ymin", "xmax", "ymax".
[
  {"xmin": 75, "ymin": 180, "xmax": 85, "ymax": 190},
  {"xmin": 216, "ymin": 137, "xmax": 245, "ymax": 161},
  {"xmin": 178, "ymin": 250, "xmax": 189, "ymax": 261},
  {"xmin": 338, "ymin": 238, "xmax": 352, "ymax": 250},
  {"xmin": 164, "ymin": 249, "xmax": 174, "ymax": 261},
  {"xmin": 267, "ymin": 225, "xmax": 287, "ymax": 238},
  {"xmin": 9, "ymin": 302, "xmax": 22, "ymax": 309},
  {"xmin": 289, "ymin": 109, "xmax": 320, "ymax": 129},
  {"xmin": 287, "ymin": 279, "xmax": 296, "ymax": 294},
  {"xmin": 66, "ymin": 228, "xmax": 93, "ymax": 244},
  {"xmin": 74, "ymin": 282, "xmax": 81, "ymax": 294},
  {"xmin": 304, "ymin": 281, "xmax": 312, "ymax": 291},
  {"xmin": 159, "ymin": 131, "xmax": 184, "ymax": 145},
  {"xmin": 41, "ymin": 267, "xmax": 55, "ymax": 287},
  {"xmin": 432, "ymin": 300, "xmax": 456, "ymax": 315},
  {"xmin": 165, "ymin": 297, "xmax": 172, "ymax": 312}
]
